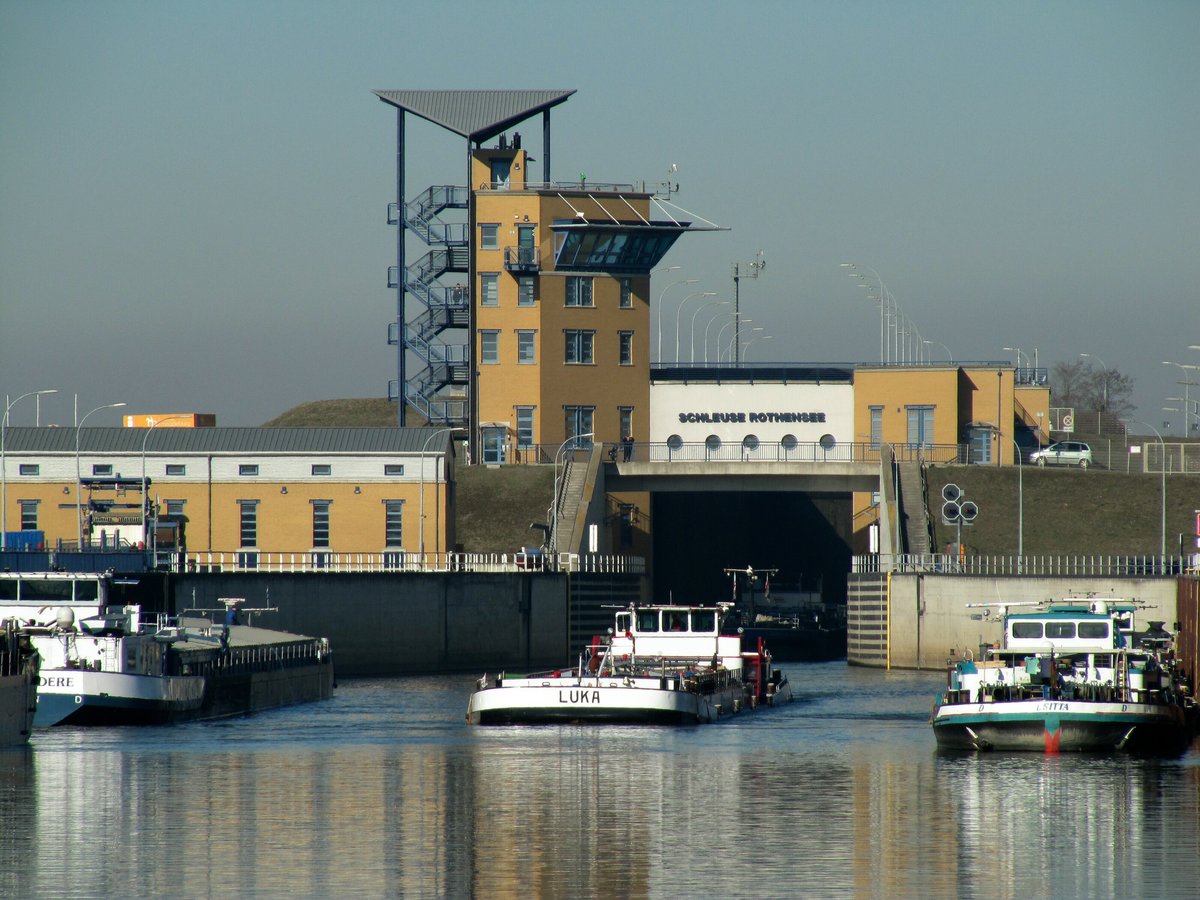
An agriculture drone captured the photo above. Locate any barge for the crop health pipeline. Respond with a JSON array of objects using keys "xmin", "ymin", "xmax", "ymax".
[
  {"xmin": 1, "ymin": 572, "xmax": 334, "ymax": 727},
  {"xmin": 468, "ymin": 602, "xmax": 792, "ymax": 725},
  {"xmin": 931, "ymin": 599, "xmax": 1196, "ymax": 754}
]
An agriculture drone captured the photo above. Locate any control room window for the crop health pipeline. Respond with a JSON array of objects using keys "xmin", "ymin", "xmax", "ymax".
[
  {"xmin": 165, "ymin": 464, "xmax": 186, "ymax": 476},
  {"xmin": 517, "ymin": 330, "xmax": 536, "ymax": 365},
  {"xmin": 19, "ymin": 500, "xmax": 38, "ymax": 532},
  {"xmin": 238, "ymin": 500, "xmax": 259, "ymax": 548},
  {"xmin": 480, "ymin": 223, "xmax": 499, "ymax": 250},
  {"xmin": 311, "ymin": 464, "xmax": 332, "ymax": 476},
  {"xmin": 481, "ymin": 330, "xmax": 500, "ymax": 364},
  {"xmin": 565, "ymin": 330, "xmax": 594, "ymax": 364},
  {"xmin": 619, "ymin": 331, "xmax": 634, "ymax": 366},
  {"xmin": 384, "ymin": 500, "xmax": 403, "ymax": 548},
  {"xmin": 92, "ymin": 463, "xmax": 113, "ymax": 477},
  {"xmin": 384, "ymin": 464, "xmax": 405, "ymax": 477},
  {"xmin": 480, "ymin": 273, "xmax": 499, "ymax": 307},
  {"xmin": 18, "ymin": 464, "xmax": 39, "ymax": 476},
  {"xmin": 239, "ymin": 464, "xmax": 259, "ymax": 477},
  {"xmin": 517, "ymin": 276, "xmax": 537, "ymax": 306},
  {"xmin": 312, "ymin": 500, "xmax": 331, "ymax": 549},
  {"xmin": 565, "ymin": 276, "xmax": 593, "ymax": 307},
  {"xmin": 619, "ymin": 278, "xmax": 633, "ymax": 309}
]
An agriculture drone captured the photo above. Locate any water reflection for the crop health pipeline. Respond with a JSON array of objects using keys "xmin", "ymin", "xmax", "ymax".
[{"xmin": 2, "ymin": 667, "xmax": 1198, "ymax": 898}]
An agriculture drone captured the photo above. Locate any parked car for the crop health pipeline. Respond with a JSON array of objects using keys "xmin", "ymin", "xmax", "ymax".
[{"xmin": 1029, "ymin": 440, "xmax": 1093, "ymax": 469}]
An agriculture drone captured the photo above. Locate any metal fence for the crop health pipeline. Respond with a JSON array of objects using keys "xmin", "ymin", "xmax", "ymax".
[
  {"xmin": 182, "ymin": 550, "xmax": 646, "ymax": 575},
  {"xmin": 621, "ymin": 440, "xmax": 963, "ymax": 465},
  {"xmin": 853, "ymin": 553, "xmax": 1199, "ymax": 577}
]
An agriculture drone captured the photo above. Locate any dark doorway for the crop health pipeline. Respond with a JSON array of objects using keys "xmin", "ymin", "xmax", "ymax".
[{"xmin": 651, "ymin": 490, "xmax": 852, "ymax": 604}]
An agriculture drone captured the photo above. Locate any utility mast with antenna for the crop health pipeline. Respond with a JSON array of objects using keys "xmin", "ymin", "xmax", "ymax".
[{"xmin": 731, "ymin": 251, "xmax": 765, "ymax": 365}]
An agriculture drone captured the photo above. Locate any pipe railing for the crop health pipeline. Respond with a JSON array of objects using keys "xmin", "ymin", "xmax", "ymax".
[
  {"xmin": 181, "ymin": 550, "xmax": 646, "ymax": 575},
  {"xmin": 853, "ymin": 553, "xmax": 1195, "ymax": 577}
]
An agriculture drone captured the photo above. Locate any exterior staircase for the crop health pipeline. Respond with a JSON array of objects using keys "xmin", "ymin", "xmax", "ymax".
[
  {"xmin": 386, "ymin": 185, "xmax": 471, "ymax": 426},
  {"xmin": 896, "ymin": 460, "xmax": 932, "ymax": 556}
]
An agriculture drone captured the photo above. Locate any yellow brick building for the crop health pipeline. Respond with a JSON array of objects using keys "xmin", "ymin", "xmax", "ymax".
[{"xmin": 0, "ymin": 427, "xmax": 454, "ymax": 562}]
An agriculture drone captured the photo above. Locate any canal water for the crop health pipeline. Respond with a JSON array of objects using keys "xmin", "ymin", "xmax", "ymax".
[{"xmin": 3, "ymin": 662, "xmax": 1199, "ymax": 899}]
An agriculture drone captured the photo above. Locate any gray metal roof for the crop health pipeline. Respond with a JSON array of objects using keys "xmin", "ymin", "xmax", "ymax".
[
  {"xmin": 372, "ymin": 89, "xmax": 575, "ymax": 141},
  {"xmin": 2, "ymin": 427, "xmax": 453, "ymax": 455}
]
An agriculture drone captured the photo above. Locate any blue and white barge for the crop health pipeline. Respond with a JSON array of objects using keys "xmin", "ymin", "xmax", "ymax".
[{"xmin": 931, "ymin": 600, "xmax": 1195, "ymax": 754}]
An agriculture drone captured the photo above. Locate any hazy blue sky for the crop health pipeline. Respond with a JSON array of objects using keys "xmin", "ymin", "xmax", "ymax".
[{"xmin": 2, "ymin": 1, "xmax": 1197, "ymax": 433}]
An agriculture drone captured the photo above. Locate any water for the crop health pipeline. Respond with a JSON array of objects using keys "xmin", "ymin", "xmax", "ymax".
[{"xmin": 3, "ymin": 662, "xmax": 1199, "ymax": 899}]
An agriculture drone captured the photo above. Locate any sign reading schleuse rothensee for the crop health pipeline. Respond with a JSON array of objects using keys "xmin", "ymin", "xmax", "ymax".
[{"xmin": 651, "ymin": 382, "xmax": 854, "ymax": 445}]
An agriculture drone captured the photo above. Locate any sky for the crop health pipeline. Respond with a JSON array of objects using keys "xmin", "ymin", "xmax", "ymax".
[{"xmin": 1, "ymin": 1, "xmax": 1197, "ymax": 433}]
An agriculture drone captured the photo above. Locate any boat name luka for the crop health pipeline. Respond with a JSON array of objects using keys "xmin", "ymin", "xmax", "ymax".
[
  {"xmin": 561, "ymin": 689, "xmax": 601, "ymax": 704},
  {"xmin": 677, "ymin": 411, "xmax": 827, "ymax": 424}
]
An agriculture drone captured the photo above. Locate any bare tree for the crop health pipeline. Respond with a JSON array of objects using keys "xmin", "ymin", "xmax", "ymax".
[{"xmin": 1051, "ymin": 359, "xmax": 1134, "ymax": 416}]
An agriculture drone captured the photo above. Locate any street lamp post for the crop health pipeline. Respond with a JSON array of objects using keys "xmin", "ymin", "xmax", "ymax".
[
  {"xmin": 674, "ymin": 291, "xmax": 716, "ymax": 362},
  {"xmin": 419, "ymin": 427, "xmax": 456, "ymax": 564},
  {"xmin": 1010, "ymin": 437, "xmax": 1024, "ymax": 567},
  {"xmin": 704, "ymin": 310, "xmax": 733, "ymax": 364},
  {"xmin": 923, "ymin": 340, "xmax": 954, "ymax": 363},
  {"xmin": 1080, "ymin": 352, "xmax": 1109, "ymax": 411},
  {"xmin": 655, "ymin": 277, "xmax": 696, "ymax": 364},
  {"xmin": 76, "ymin": 402, "xmax": 126, "ymax": 550},
  {"xmin": 2, "ymin": 388, "xmax": 58, "ymax": 550},
  {"xmin": 718, "ymin": 319, "xmax": 752, "ymax": 362},
  {"xmin": 140, "ymin": 415, "xmax": 190, "ymax": 555},
  {"xmin": 743, "ymin": 333, "xmax": 773, "ymax": 361},
  {"xmin": 550, "ymin": 432, "xmax": 593, "ymax": 565},
  {"xmin": 689, "ymin": 299, "xmax": 728, "ymax": 363},
  {"xmin": 1133, "ymin": 420, "xmax": 1166, "ymax": 561},
  {"xmin": 1163, "ymin": 361, "xmax": 1199, "ymax": 436}
]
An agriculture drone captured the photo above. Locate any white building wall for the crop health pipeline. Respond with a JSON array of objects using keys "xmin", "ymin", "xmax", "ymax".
[{"xmin": 650, "ymin": 382, "xmax": 855, "ymax": 449}]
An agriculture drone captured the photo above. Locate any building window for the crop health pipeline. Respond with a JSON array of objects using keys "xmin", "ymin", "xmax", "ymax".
[
  {"xmin": 239, "ymin": 464, "xmax": 259, "ymax": 477},
  {"xmin": 619, "ymin": 278, "xmax": 633, "ymax": 309},
  {"xmin": 517, "ymin": 330, "xmax": 536, "ymax": 364},
  {"xmin": 518, "ymin": 276, "xmax": 537, "ymax": 306},
  {"xmin": 384, "ymin": 500, "xmax": 403, "ymax": 548},
  {"xmin": 18, "ymin": 464, "xmax": 38, "ymax": 476},
  {"xmin": 516, "ymin": 406, "xmax": 535, "ymax": 448},
  {"xmin": 565, "ymin": 330, "xmax": 594, "ymax": 364},
  {"xmin": 906, "ymin": 405, "xmax": 935, "ymax": 448},
  {"xmin": 619, "ymin": 331, "xmax": 634, "ymax": 366},
  {"xmin": 564, "ymin": 407, "xmax": 594, "ymax": 447},
  {"xmin": 92, "ymin": 464, "xmax": 113, "ymax": 477},
  {"xmin": 19, "ymin": 500, "xmax": 38, "ymax": 532},
  {"xmin": 312, "ymin": 500, "xmax": 331, "ymax": 549},
  {"xmin": 165, "ymin": 464, "xmax": 186, "ymax": 476},
  {"xmin": 165, "ymin": 500, "xmax": 186, "ymax": 517},
  {"xmin": 619, "ymin": 406, "xmax": 633, "ymax": 441},
  {"xmin": 565, "ymin": 276, "xmax": 593, "ymax": 307},
  {"xmin": 384, "ymin": 464, "xmax": 404, "ymax": 476},
  {"xmin": 481, "ymin": 330, "xmax": 500, "ymax": 364},
  {"xmin": 480, "ymin": 273, "xmax": 499, "ymax": 306},
  {"xmin": 311, "ymin": 464, "xmax": 332, "ymax": 476},
  {"xmin": 869, "ymin": 406, "xmax": 883, "ymax": 449},
  {"xmin": 238, "ymin": 500, "xmax": 258, "ymax": 548},
  {"xmin": 480, "ymin": 223, "xmax": 498, "ymax": 249}
]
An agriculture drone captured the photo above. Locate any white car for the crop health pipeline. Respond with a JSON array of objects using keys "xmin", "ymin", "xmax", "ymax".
[{"xmin": 1030, "ymin": 440, "xmax": 1093, "ymax": 469}]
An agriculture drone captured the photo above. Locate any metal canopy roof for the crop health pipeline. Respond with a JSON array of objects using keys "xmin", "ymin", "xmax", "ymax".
[{"xmin": 372, "ymin": 89, "xmax": 576, "ymax": 142}]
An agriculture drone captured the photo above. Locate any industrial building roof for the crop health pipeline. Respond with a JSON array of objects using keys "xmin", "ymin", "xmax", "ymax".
[
  {"xmin": 2, "ymin": 427, "xmax": 452, "ymax": 455},
  {"xmin": 372, "ymin": 89, "xmax": 575, "ymax": 142}
]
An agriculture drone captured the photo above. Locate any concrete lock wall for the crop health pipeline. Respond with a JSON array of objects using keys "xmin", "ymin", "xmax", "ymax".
[
  {"xmin": 172, "ymin": 572, "xmax": 569, "ymax": 676},
  {"xmin": 877, "ymin": 575, "xmax": 1178, "ymax": 670}
]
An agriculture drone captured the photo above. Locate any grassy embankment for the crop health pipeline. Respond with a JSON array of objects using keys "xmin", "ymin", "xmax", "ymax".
[{"xmin": 261, "ymin": 400, "xmax": 1197, "ymax": 557}]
